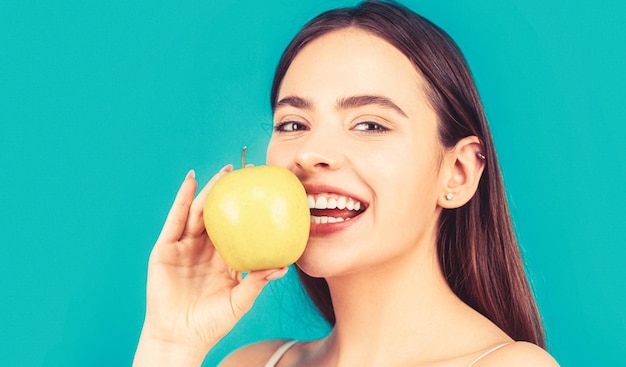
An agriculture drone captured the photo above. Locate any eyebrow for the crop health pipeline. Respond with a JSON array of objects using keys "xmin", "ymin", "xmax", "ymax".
[
  {"xmin": 274, "ymin": 94, "xmax": 408, "ymax": 117},
  {"xmin": 338, "ymin": 95, "xmax": 408, "ymax": 117},
  {"xmin": 274, "ymin": 96, "xmax": 312, "ymax": 110}
]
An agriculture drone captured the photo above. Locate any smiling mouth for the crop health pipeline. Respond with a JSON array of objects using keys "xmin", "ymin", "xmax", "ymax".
[{"xmin": 307, "ymin": 193, "xmax": 366, "ymax": 224}]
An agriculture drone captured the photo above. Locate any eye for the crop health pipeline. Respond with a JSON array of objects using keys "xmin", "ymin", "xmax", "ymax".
[
  {"xmin": 274, "ymin": 121, "xmax": 308, "ymax": 133},
  {"xmin": 353, "ymin": 121, "xmax": 389, "ymax": 133}
]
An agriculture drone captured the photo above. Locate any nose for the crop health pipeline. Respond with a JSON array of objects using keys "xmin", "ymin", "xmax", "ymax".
[{"xmin": 294, "ymin": 132, "xmax": 341, "ymax": 174}]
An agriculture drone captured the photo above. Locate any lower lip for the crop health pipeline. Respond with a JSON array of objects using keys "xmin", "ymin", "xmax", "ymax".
[{"xmin": 308, "ymin": 212, "xmax": 364, "ymax": 237}]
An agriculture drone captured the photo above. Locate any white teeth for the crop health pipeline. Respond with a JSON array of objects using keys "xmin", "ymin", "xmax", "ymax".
[
  {"xmin": 306, "ymin": 194, "xmax": 363, "ymax": 211},
  {"xmin": 337, "ymin": 197, "xmax": 346, "ymax": 209},
  {"xmin": 314, "ymin": 196, "xmax": 327, "ymax": 209},
  {"xmin": 310, "ymin": 216, "xmax": 345, "ymax": 224},
  {"xmin": 327, "ymin": 198, "xmax": 337, "ymax": 209}
]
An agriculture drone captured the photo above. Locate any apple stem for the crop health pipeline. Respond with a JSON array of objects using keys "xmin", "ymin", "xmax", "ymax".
[{"xmin": 242, "ymin": 146, "xmax": 247, "ymax": 169}]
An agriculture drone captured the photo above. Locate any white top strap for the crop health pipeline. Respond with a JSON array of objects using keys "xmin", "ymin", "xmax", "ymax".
[
  {"xmin": 467, "ymin": 342, "xmax": 514, "ymax": 367},
  {"xmin": 264, "ymin": 340, "xmax": 298, "ymax": 367}
]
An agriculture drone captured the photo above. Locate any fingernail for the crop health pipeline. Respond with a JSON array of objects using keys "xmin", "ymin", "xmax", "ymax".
[
  {"xmin": 265, "ymin": 267, "xmax": 288, "ymax": 281},
  {"xmin": 186, "ymin": 169, "xmax": 195, "ymax": 179},
  {"xmin": 220, "ymin": 164, "xmax": 233, "ymax": 172}
]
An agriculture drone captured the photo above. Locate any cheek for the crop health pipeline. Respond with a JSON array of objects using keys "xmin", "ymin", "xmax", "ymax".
[
  {"xmin": 366, "ymin": 146, "xmax": 441, "ymax": 221},
  {"xmin": 265, "ymin": 141, "xmax": 289, "ymax": 167},
  {"xmin": 376, "ymin": 170, "xmax": 433, "ymax": 217},
  {"xmin": 371, "ymin": 170, "xmax": 440, "ymax": 254},
  {"xmin": 361, "ymin": 143, "xmax": 435, "ymax": 189}
]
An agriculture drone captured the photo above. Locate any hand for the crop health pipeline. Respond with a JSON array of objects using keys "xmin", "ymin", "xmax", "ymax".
[{"xmin": 133, "ymin": 166, "xmax": 288, "ymax": 366}]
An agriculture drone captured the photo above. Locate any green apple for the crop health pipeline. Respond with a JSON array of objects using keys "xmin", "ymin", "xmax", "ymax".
[{"xmin": 203, "ymin": 158, "xmax": 310, "ymax": 271}]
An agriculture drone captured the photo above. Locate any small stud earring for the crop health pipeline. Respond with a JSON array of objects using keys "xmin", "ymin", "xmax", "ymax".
[
  {"xmin": 476, "ymin": 152, "xmax": 486, "ymax": 160},
  {"xmin": 445, "ymin": 193, "xmax": 455, "ymax": 200}
]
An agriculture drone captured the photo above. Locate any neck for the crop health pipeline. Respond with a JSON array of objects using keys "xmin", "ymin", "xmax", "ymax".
[{"xmin": 321, "ymin": 240, "xmax": 469, "ymax": 365}]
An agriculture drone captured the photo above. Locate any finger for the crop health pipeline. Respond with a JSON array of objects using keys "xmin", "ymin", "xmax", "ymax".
[
  {"xmin": 156, "ymin": 170, "xmax": 197, "ymax": 243},
  {"xmin": 183, "ymin": 164, "xmax": 233, "ymax": 238},
  {"xmin": 230, "ymin": 267, "xmax": 289, "ymax": 318}
]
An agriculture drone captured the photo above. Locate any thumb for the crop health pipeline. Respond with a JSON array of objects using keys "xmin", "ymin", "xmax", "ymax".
[{"xmin": 230, "ymin": 267, "xmax": 289, "ymax": 318}]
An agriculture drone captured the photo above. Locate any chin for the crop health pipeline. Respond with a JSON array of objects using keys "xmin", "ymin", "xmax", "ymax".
[
  {"xmin": 294, "ymin": 243, "xmax": 361, "ymax": 280},
  {"xmin": 295, "ymin": 248, "xmax": 338, "ymax": 279},
  {"xmin": 294, "ymin": 255, "xmax": 328, "ymax": 279}
]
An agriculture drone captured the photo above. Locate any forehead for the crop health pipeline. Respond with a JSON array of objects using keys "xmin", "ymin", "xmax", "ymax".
[{"xmin": 278, "ymin": 27, "xmax": 428, "ymax": 110}]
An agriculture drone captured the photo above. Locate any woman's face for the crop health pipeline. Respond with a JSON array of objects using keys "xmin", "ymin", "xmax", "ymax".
[{"xmin": 267, "ymin": 28, "xmax": 446, "ymax": 278}]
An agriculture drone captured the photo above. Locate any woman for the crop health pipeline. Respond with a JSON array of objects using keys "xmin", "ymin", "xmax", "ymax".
[{"xmin": 134, "ymin": 1, "xmax": 559, "ymax": 366}]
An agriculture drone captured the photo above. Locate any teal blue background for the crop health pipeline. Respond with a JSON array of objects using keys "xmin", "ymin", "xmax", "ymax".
[{"xmin": 1, "ymin": 1, "xmax": 624, "ymax": 366}]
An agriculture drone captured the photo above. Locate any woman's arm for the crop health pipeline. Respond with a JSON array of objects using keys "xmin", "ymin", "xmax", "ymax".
[{"xmin": 132, "ymin": 167, "xmax": 287, "ymax": 367}]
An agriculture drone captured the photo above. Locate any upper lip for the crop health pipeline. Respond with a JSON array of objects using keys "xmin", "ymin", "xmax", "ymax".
[{"xmin": 302, "ymin": 183, "xmax": 369, "ymax": 209}]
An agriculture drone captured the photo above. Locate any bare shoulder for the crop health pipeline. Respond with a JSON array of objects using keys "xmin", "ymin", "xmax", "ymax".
[
  {"xmin": 473, "ymin": 341, "xmax": 560, "ymax": 367},
  {"xmin": 218, "ymin": 339, "xmax": 290, "ymax": 367}
]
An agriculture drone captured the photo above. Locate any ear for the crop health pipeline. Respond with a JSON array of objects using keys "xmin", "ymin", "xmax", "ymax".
[{"xmin": 438, "ymin": 136, "xmax": 486, "ymax": 209}]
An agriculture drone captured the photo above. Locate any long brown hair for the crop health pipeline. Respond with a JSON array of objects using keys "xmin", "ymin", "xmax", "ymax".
[{"xmin": 270, "ymin": 0, "xmax": 546, "ymax": 348}]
